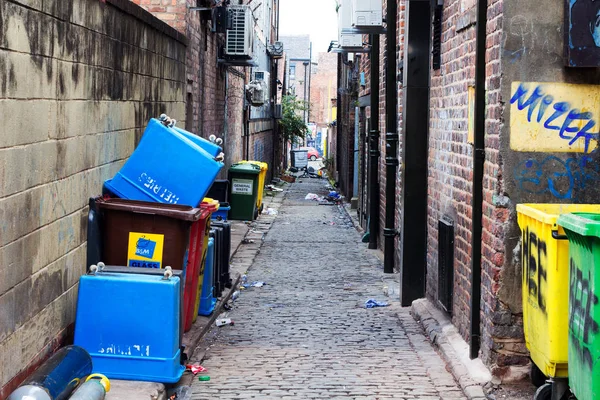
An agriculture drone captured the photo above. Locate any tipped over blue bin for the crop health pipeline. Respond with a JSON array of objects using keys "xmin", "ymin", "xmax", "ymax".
[
  {"xmin": 171, "ymin": 126, "xmax": 222, "ymax": 158},
  {"xmin": 198, "ymin": 237, "xmax": 216, "ymax": 316},
  {"xmin": 105, "ymin": 119, "xmax": 223, "ymax": 206}
]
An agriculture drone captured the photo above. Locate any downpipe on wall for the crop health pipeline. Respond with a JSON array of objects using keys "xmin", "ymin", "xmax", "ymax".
[
  {"xmin": 470, "ymin": 0, "xmax": 487, "ymax": 360},
  {"xmin": 368, "ymin": 34, "xmax": 381, "ymax": 250},
  {"xmin": 383, "ymin": 0, "xmax": 398, "ymax": 273}
]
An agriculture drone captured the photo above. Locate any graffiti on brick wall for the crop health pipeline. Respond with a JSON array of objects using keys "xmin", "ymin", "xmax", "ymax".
[
  {"xmin": 522, "ymin": 227, "xmax": 548, "ymax": 313},
  {"xmin": 569, "ymin": 257, "xmax": 599, "ymax": 369},
  {"xmin": 510, "ymin": 82, "xmax": 600, "ymax": 154},
  {"xmin": 514, "ymin": 155, "xmax": 600, "ymax": 199}
]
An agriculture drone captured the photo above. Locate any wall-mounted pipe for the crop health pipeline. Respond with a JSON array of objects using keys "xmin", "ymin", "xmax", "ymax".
[
  {"xmin": 383, "ymin": 0, "xmax": 398, "ymax": 273},
  {"xmin": 470, "ymin": 0, "xmax": 488, "ymax": 360},
  {"xmin": 368, "ymin": 34, "xmax": 381, "ymax": 250}
]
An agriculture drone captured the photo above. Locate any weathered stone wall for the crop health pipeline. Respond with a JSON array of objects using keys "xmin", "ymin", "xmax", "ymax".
[{"xmin": 0, "ymin": 0, "xmax": 186, "ymax": 395}]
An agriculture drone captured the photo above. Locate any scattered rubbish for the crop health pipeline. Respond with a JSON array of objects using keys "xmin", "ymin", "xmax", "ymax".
[
  {"xmin": 264, "ymin": 208, "xmax": 278, "ymax": 215},
  {"xmin": 383, "ymin": 286, "xmax": 389, "ymax": 296},
  {"xmin": 343, "ymin": 283, "xmax": 354, "ymax": 290},
  {"xmin": 319, "ymin": 200, "xmax": 336, "ymax": 206},
  {"xmin": 242, "ymin": 281, "xmax": 266, "ymax": 288},
  {"xmin": 241, "ymin": 275, "xmax": 248, "ymax": 284},
  {"xmin": 216, "ymin": 318, "xmax": 234, "ymax": 327},
  {"xmin": 266, "ymin": 185, "xmax": 284, "ymax": 192},
  {"xmin": 241, "ymin": 239, "xmax": 255, "ymax": 244},
  {"xmin": 232, "ymin": 291, "xmax": 240, "ymax": 301},
  {"xmin": 198, "ymin": 376, "xmax": 211, "ymax": 382},
  {"xmin": 328, "ymin": 191, "xmax": 341, "ymax": 199},
  {"xmin": 223, "ymin": 302, "xmax": 233, "ymax": 311},
  {"xmin": 365, "ymin": 299, "xmax": 389, "ymax": 308},
  {"xmin": 186, "ymin": 364, "xmax": 208, "ymax": 375},
  {"xmin": 305, "ymin": 193, "xmax": 320, "ymax": 200},
  {"xmin": 168, "ymin": 386, "xmax": 191, "ymax": 400}
]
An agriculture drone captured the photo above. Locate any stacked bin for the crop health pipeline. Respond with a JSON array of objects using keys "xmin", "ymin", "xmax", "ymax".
[
  {"xmin": 557, "ymin": 213, "xmax": 600, "ymax": 400},
  {"xmin": 94, "ymin": 198, "xmax": 211, "ymax": 333},
  {"xmin": 517, "ymin": 204, "xmax": 600, "ymax": 399},
  {"xmin": 239, "ymin": 161, "xmax": 268, "ymax": 213},
  {"xmin": 193, "ymin": 199, "xmax": 219, "ymax": 319},
  {"xmin": 104, "ymin": 119, "xmax": 223, "ymax": 206},
  {"xmin": 198, "ymin": 236, "xmax": 217, "ymax": 316}
]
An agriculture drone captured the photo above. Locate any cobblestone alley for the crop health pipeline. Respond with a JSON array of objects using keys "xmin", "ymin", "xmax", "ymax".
[{"xmin": 191, "ymin": 179, "xmax": 467, "ymax": 399}]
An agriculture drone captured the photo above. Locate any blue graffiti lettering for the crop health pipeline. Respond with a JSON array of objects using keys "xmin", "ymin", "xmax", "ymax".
[
  {"xmin": 510, "ymin": 83, "xmax": 599, "ymax": 153},
  {"xmin": 514, "ymin": 154, "xmax": 600, "ymax": 199}
]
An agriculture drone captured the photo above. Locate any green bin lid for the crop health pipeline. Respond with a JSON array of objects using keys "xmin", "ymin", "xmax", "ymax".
[
  {"xmin": 229, "ymin": 163, "xmax": 261, "ymax": 174},
  {"xmin": 557, "ymin": 213, "xmax": 600, "ymax": 238}
]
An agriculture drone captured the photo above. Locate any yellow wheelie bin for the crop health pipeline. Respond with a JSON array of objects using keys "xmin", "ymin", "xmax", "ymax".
[
  {"xmin": 517, "ymin": 204, "xmax": 600, "ymax": 400},
  {"xmin": 239, "ymin": 161, "xmax": 268, "ymax": 213}
]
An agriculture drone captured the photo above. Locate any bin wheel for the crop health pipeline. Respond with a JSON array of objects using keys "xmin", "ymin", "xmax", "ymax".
[
  {"xmin": 534, "ymin": 383, "xmax": 552, "ymax": 400},
  {"xmin": 531, "ymin": 361, "xmax": 547, "ymax": 388}
]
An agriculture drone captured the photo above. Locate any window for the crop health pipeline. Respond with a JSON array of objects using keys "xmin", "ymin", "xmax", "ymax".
[{"xmin": 290, "ymin": 65, "xmax": 296, "ymax": 79}]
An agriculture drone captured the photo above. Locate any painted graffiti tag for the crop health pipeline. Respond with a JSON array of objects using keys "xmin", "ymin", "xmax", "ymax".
[
  {"xmin": 522, "ymin": 227, "xmax": 548, "ymax": 313},
  {"xmin": 514, "ymin": 155, "xmax": 600, "ymax": 199},
  {"xmin": 569, "ymin": 258, "xmax": 599, "ymax": 369},
  {"xmin": 510, "ymin": 83, "xmax": 600, "ymax": 153}
]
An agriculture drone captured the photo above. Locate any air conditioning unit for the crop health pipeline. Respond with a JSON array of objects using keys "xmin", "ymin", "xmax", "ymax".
[
  {"xmin": 225, "ymin": 5, "xmax": 254, "ymax": 59},
  {"xmin": 246, "ymin": 71, "xmax": 270, "ymax": 106},
  {"xmin": 338, "ymin": 0, "xmax": 362, "ymax": 48},
  {"xmin": 351, "ymin": 0, "xmax": 383, "ymax": 27},
  {"xmin": 268, "ymin": 41, "xmax": 284, "ymax": 59}
]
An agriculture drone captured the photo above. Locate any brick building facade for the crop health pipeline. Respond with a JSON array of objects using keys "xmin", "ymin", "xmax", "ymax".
[{"xmin": 343, "ymin": 0, "xmax": 600, "ymax": 377}]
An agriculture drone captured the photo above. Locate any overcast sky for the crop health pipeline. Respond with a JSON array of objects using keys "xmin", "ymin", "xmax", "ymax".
[{"xmin": 279, "ymin": 0, "xmax": 338, "ymax": 59}]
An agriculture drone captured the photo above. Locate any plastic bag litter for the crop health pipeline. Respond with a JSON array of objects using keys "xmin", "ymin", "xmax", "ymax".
[
  {"xmin": 264, "ymin": 208, "xmax": 278, "ymax": 215},
  {"xmin": 365, "ymin": 299, "xmax": 389, "ymax": 308},
  {"xmin": 305, "ymin": 193, "xmax": 321, "ymax": 200}
]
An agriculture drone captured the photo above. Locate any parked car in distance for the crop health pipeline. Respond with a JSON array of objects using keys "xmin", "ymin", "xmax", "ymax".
[{"xmin": 300, "ymin": 147, "xmax": 320, "ymax": 161}]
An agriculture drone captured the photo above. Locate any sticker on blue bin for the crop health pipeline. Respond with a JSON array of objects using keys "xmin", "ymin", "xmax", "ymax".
[
  {"xmin": 232, "ymin": 179, "xmax": 254, "ymax": 195},
  {"xmin": 127, "ymin": 232, "xmax": 165, "ymax": 268}
]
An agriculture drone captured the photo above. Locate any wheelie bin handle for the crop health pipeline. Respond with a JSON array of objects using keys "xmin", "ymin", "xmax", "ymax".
[{"xmin": 551, "ymin": 230, "xmax": 568, "ymax": 240}]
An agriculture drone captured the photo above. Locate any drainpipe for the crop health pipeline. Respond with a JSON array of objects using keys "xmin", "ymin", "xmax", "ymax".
[
  {"xmin": 383, "ymin": 0, "xmax": 398, "ymax": 273},
  {"xmin": 368, "ymin": 34, "xmax": 380, "ymax": 250},
  {"xmin": 470, "ymin": 0, "xmax": 487, "ymax": 359}
]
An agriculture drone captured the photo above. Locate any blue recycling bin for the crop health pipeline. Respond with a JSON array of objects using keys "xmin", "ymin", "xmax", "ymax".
[
  {"xmin": 198, "ymin": 237, "xmax": 216, "ymax": 316},
  {"xmin": 105, "ymin": 119, "xmax": 223, "ymax": 206},
  {"xmin": 74, "ymin": 267, "xmax": 184, "ymax": 383},
  {"xmin": 171, "ymin": 126, "xmax": 222, "ymax": 158}
]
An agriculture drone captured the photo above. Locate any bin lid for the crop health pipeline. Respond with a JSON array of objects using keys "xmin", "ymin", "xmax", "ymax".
[
  {"xmin": 516, "ymin": 203, "xmax": 600, "ymax": 225},
  {"xmin": 201, "ymin": 197, "xmax": 220, "ymax": 212},
  {"xmin": 239, "ymin": 161, "xmax": 269, "ymax": 171},
  {"xmin": 229, "ymin": 163, "xmax": 261, "ymax": 174},
  {"xmin": 557, "ymin": 213, "xmax": 600, "ymax": 237},
  {"xmin": 95, "ymin": 198, "xmax": 204, "ymax": 221}
]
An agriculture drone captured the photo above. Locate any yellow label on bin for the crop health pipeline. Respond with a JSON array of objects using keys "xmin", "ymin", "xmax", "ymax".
[{"xmin": 127, "ymin": 232, "xmax": 164, "ymax": 269}]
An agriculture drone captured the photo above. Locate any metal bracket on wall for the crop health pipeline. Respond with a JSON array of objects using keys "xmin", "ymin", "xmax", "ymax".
[{"xmin": 383, "ymin": 228, "xmax": 398, "ymax": 237}]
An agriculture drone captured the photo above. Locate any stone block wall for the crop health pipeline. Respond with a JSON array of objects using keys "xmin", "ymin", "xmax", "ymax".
[{"xmin": 0, "ymin": 0, "xmax": 186, "ymax": 395}]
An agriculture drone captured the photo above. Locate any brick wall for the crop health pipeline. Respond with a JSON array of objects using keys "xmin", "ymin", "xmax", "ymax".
[
  {"xmin": 310, "ymin": 53, "xmax": 337, "ymax": 127},
  {"xmin": 0, "ymin": 0, "xmax": 186, "ymax": 395},
  {"xmin": 426, "ymin": 0, "xmax": 477, "ymax": 341}
]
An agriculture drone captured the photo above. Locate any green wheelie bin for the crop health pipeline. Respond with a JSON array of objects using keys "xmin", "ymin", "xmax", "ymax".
[
  {"xmin": 228, "ymin": 162, "xmax": 261, "ymax": 221},
  {"xmin": 557, "ymin": 213, "xmax": 600, "ymax": 400}
]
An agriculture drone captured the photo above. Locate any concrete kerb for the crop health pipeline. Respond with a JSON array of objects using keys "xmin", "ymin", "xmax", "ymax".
[{"xmin": 411, "ymin": 298, "xmax": 490, "ymax": 400}]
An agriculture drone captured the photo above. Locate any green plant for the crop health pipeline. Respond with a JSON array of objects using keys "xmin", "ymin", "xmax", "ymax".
[{"xmin": 279, "ymin": 95, "xmax": 310, "ymax": 143}]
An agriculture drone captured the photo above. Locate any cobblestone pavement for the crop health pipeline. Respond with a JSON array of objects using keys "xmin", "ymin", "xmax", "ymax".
[{"xmin": 191, "ymin": 179, "xmax": 466, "ymax": 399}]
